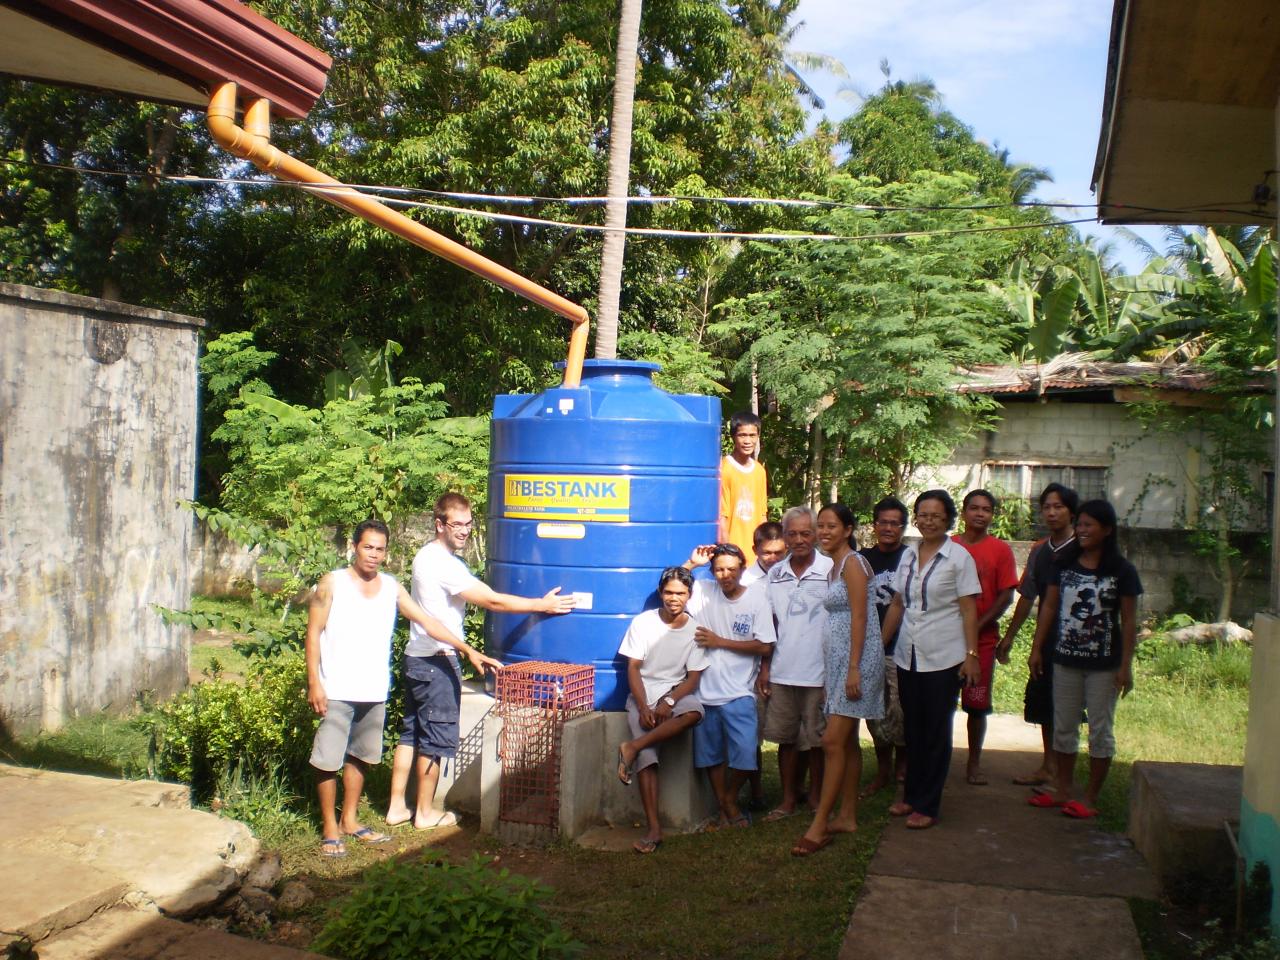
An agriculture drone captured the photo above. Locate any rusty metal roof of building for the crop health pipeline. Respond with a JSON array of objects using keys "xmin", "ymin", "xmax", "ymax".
[
  {"xmin": 0, "ymin": 0, "xmax": 330, "ymax": 118},
  {"xmin": 956, "ymin": 353, "xmax": 1272, "ymax": 397}
]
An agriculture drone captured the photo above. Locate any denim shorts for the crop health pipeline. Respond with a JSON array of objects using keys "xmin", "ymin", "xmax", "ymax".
[
  {"xmin": 398, "ymin": 654, "xmax": 462, "ymax": 759},
  {"xmin": 693, "ymin": 696, "xmax": 759, "ymax": 771}
]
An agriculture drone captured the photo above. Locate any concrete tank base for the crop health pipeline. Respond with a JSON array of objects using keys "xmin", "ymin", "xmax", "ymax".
[
  {"xmin": 1129, "ymin": 760, "xmax": 1243, "ymax": 902},
  {"xmin": 479, "ymin": 711, "xmax": 717, "ymax": 844}
]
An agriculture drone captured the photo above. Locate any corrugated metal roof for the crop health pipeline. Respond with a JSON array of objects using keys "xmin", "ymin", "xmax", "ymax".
[{"xmin": 955, "ymin": 352, "xmax": 1271, "ymax": 396}]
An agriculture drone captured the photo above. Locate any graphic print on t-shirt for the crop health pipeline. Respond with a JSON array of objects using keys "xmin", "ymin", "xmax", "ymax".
[{"xmin": 1057, "ymin": 567, "xmax": 1119, "ymax": 661}]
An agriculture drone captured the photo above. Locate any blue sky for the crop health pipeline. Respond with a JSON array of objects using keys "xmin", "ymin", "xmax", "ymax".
[{"xmin": 791, "ymin": 0, "xmax": 1163, "ymax": 272}]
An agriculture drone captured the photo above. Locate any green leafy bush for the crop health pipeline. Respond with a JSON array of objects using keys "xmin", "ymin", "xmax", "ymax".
[
  {"xmin": 140, "ymin": 653, "xmax": 315, "ymax": 799},
  {"xmin": 313, "ymin": 856, "xmax": 581, "ymax": 960}
]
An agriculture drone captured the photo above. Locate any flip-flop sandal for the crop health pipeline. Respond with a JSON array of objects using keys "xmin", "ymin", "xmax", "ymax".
[
  {"xmin": 345, "ymin": 827, "xmax": 391, "ymax": 844},
  {"xmin": 728, "ymin": 813, "xmax": 751, "ymax": 829},
  {"xmin": 888, "ymin": 801, "xmax": 913, "ymax": 817},
  {"xmin": 616, "ymin": 747, "xmax": 634, "ymax": 786},
  {"xmin": 905, "ymin": 813, "xmax": 938, "ymax": 830},
  {"xmin": 415, "ymin": 810, "xmax": 459, "ymax": 829},
  {"xmin": 966, "ymin": 772, "xmax": 989, "ymax": 786},
  {"xmin": 791, "ymin": 834, "xmax": 832, "ymax": 857},
  {"xmin": 696, "ymin": 817, "xmax": 727, "ymax": 834},
  {"xmin": 1028, "ymin": 792, "xmax": 1065, "ymax": 808},
  {"xmin": 1062, "ymin": 800, "xmax": 1100, "ymax": 819},
  {"xmin": 1012, "ymin": 773, "xmax": 1052, "ymax": 786},
  {"xmin": 763, "ymin": 807, "xmax": 796, "ymax": 823},
  {"xmin": 633, "ymin": 838, "xmax": 662, "ymax": 854},
  {"xmin": 320, "ymin": 838, "xmax": 346, "ymax": 858}
]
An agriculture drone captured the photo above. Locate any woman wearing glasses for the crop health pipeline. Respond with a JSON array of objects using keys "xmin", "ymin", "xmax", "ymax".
[{"xmin": 880, "ymin": 490, "xmax": 982, "ymax": 830}]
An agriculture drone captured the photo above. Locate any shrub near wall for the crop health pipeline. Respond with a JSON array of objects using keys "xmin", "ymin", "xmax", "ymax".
[{"xmin": 141, "ymin": 653, "xmax": 315, "ymax": 799}]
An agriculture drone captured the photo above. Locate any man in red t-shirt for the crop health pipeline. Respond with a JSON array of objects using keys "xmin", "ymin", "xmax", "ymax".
[{"xmin": 952, "ymin": 489, "xmax": 1019, "ymax": 785}]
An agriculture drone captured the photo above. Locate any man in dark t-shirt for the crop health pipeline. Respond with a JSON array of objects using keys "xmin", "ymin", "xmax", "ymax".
[{"xmin": 858, "ymin": 496, "xmax": 909, "ymax": 797}]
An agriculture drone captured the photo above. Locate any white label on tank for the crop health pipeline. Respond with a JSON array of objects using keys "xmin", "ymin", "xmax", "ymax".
[
  {"xmin": 536, "ymin": 522, "xmax": 586, "ymax": 539},
  {"xmin": 570, "ymin": 592, "xmax": 594, "ymax": 610},
  {"xmin": 558, "ymin": 397, "xmax": 575, "ymax": 414}
]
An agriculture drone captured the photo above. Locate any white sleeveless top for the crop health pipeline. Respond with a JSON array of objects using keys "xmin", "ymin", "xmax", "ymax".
[{"xmin": 319, "ymin": 570, "xmax": 399, "ymax": 702}]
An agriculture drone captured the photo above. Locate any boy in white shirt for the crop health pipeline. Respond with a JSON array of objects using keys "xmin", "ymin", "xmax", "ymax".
[
  {"xmin": 685, "ymin": 543, "xmax": 776, "ymax": 829},
  {"xmin": 616, "ymin": 566, "xmax": 711, "ymax": 854}
]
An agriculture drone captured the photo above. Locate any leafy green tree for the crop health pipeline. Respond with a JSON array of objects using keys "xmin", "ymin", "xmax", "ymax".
[{"xmin": 714, "ymin": 172, "xmax": 1028, "ymax": 508}]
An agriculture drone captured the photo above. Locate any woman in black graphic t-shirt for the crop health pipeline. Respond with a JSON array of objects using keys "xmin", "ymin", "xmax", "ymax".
[{"xmin": 1027, "ymin": 500, "xmax": 1142, "ymax": 820}]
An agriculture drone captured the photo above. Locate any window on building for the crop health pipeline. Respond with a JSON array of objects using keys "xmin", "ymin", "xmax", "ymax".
[{"xmin": 983, "ymin": 462, "xmax": 1110, "ymax": 528}]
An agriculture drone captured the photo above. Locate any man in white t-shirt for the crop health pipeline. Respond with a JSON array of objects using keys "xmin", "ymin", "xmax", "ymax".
[
  {"xmin": 685, "ymin": 543, "xmax": 776, "ymax": 830},
  {"xmin": 763, "ymin": 506, "xmax": 833, "ymax": 820},
  {"xmin": 616, "ymin": 566, "xmax": 711, "ymax": 854},
  {"xmin": 738, "ymin": 520, "xmax": 785, "ymax": 808},
  {"xmin": 386, "ymin": 492, "xmax": 575, "ymax": 830},
  {"xmin": 305, "ymin": 519, "xmax": 471, "ymax": 858}
]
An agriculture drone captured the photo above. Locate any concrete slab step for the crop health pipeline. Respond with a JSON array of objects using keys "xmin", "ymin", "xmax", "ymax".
[
  {"xmin": 0, "ymin": 851, "xmax": 128, "ymax": 946},
  {"xmin": 0, "ymin": 765, "xmax": 257, "ymax": 917},
  {"xmin": 840, "ymin": 875, "xmax": 1144, "ymax": 960},
  {"xmin": 1128, "ymin": 761, "xmax": 1243, "ymax": 898},
  {"xmin": 37, "ymin": 906, "xmax": 326, "ymax": 960}
]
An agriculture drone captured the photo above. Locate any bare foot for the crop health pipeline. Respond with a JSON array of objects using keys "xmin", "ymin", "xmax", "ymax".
[
  {"xmin": 858, "ymin": 777, "xmax": 889, "ymax": 799},
  {"xmin": 385, "ymin": 806, "xmax": 413, "ymax": 827},
  {"xmin": 826, "ymin": 818, "xmax": 858, "ymax": 834}
]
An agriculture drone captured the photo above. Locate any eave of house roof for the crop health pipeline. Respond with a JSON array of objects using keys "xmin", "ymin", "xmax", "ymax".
[
  {"xmin": 1091, "ymin": 0, "xmax": 1280, "ymax": 227},
  {"xmin": 0, "ymin": 0, "xmax": 330, "ymax": 118}
]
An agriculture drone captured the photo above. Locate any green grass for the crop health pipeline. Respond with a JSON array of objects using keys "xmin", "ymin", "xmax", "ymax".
[
  {"xmin": 529, "ymin": 745, "xmax": 886, "ymax": 960},
  {"xmin": 190, "ymin": 639, "xmax": 253, "ymax": 680},
  {"xmin": 0, "ymin": 710, "xmax": 151, "ymax": 778}
]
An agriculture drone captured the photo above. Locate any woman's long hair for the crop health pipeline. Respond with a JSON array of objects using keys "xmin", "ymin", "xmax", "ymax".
[{"xmin": 1056, "ymin": 499, "xmax": 1125, "ymax": 575}]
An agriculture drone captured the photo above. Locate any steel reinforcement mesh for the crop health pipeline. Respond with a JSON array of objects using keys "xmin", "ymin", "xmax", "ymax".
[{"xmin": 496, "ymin": 662, "xmax": 594, "ymax": 828}]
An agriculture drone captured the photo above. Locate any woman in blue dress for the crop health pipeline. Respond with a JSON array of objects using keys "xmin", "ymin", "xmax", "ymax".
[{"xmin": 793, "ymin": 503, "xmax": 884, "ymax": 855}]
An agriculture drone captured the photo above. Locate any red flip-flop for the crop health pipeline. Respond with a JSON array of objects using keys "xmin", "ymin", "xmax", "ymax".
[
  {"xmin": 1028, "ymin": 792, "xmax": 1064, "ymax": 808},
  {"xmin": 1062, "ymin": 800, "xmax": 1099, "ymax": 819}
]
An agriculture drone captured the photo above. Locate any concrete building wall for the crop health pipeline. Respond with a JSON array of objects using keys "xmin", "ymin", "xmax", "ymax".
[
  {"xmin": 923, "ymin": 398, "xmax": 1272, "ymax": 621},
  {"xmin": 0, "ymin": 283, "xmax": 202, "ymax": 732},
  {"xmin": 934, "ymin": 399, "xmax": 1221, "ymax": 530},
  {"xmin": 1242, "ymin": 613, "xmax": 1280, "ymax": 932}
]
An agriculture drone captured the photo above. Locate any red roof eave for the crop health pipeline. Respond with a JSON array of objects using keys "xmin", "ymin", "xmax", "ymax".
[{"xmin": 36, "ymin": 0, "xmax": 330, "ymax": 118}]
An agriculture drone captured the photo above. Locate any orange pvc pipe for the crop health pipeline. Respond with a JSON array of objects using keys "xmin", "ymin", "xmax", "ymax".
[{"xmin": 206, "ymin": 82, "xmax": 590, "ymax": 388}]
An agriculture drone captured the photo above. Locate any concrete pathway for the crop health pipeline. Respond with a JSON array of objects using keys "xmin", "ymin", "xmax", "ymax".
[
  {"xmin": 0, "ymin": 764, "xmax": 320, "ymax": 959},
  {"xmin": 839, "ymin": 714, "xmax": 1157, "ymax": 960}
]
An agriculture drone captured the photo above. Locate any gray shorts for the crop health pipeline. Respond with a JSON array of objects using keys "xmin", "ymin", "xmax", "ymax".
[
  {"xmin": 626, "ymin": 694, "xmax": 703, "ymax": 772},
  {"xmin": 868, "ymin": 655, "xmax": 906, "ymax": 748},
  {"xmin": 310, "ymin": 700, "xmax": 386, "ymax": 771},
  {"xmin": 763, "ymin": 684, "xmax": 826, "ymax": 750},
  {"xmin": 1052, "ymin": 665, "xmax": 1119, "ymax": 758}
]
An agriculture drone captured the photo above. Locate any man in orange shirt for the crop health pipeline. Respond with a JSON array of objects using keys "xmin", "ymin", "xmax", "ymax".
[{"xmin": 719, "ymin": 412, "xmax": 769, "ymax": 564}]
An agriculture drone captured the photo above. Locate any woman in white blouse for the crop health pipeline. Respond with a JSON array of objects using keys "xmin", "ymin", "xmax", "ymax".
[{"xmin": 880, "ymin": 490, "xmax": 981, "ymax": 830}]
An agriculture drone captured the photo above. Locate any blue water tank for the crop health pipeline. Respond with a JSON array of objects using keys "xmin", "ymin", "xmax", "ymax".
[{"xmin": 485, "ymin": 359, "xmax": 720, "ymax": 709}]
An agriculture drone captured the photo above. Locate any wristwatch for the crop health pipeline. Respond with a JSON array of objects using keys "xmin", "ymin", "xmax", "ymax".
[{"xmin": 662, "ymin": 695, "xmax": 677, "ymax": 707}]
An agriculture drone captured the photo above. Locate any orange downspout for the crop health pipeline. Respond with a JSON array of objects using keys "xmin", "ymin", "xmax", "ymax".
[{"xmin": 207, "ymin": 82, "xmax": 591, "ymax": 388}]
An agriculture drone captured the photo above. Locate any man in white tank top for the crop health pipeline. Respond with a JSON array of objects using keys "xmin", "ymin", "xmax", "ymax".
[{"xmin": 305, "ymin": 518, "xmax": 493, "ymax": 858}]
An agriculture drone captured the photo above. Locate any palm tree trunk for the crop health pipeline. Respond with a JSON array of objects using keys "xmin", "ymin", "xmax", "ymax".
[{"xmin": 594, "ymin": 0, "xmax": 643, "ymax": 360}]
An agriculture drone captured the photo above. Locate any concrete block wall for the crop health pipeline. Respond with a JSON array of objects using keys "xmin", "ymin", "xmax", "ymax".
[
  {"xmin": 0, "ymin": 284, "xmax": 202, "ymax": 732},
  {"xmin": 938, "ymin": 399, "xmax": 1242, "ymax": 531}
]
